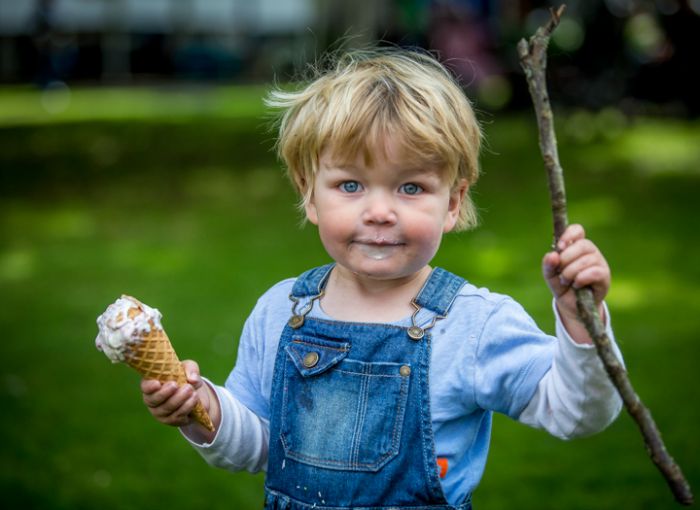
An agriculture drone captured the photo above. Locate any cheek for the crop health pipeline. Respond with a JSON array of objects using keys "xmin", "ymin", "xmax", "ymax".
[
  {"xmin": 315, "ymin": 208, "xmax": 355, "ymax": 243},
  {"xmin": 316, "ymin": 220, "xmax": 353, "ymax": 263},
  {"xmin": 403, "ymin": 214, "xmax": 445, "ymax": 250}
]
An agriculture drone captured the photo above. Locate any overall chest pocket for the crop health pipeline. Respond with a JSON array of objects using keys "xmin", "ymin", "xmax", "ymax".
[{"xmin": 281, "ymin": 335, "xmax": 411, "ymax": 472}]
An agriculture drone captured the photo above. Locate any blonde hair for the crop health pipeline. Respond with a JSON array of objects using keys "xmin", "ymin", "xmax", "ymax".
[{"xmin": 266, "ymin": 48, "xmax": 482, "ymax": 230}]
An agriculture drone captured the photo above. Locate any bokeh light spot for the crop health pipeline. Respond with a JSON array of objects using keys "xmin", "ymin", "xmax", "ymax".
[
  {"xmin": 477, "ymin": 75, "xmax": 512, "ymax": 110},
  {"xmin": 40, "ymin": 81, "xmax": 72, "ymax": 115},
  {"xmin": 553, "ymin": 17, "xmax": 585, "ymax": 51},
  {"xmin": 616, "ymin": 122, "xmax": 700, "ymax": 175},
  {"xmin": 473, "ymin": 245, "xmax": 512, "ymax": 279},
  {"xmin": 568, "ymin": 197, "xmax": 622, "ymax": 229},
  {"xmin": 607, "ymin": 278, "xmax": 645, "ymax": 310},
  {"xmin": 0, "ymin": 249, "xmax": 35, "ymax": 282},
  {"xmin": 624, "ymin": 13, "xmax": 666, "ymax": 62},
  {"xmin": 691, "ymin": 0, "xmax": 700, "ymax": 15}
]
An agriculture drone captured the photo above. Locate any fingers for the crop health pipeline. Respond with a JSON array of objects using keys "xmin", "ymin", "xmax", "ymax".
[
  {"xmin": 141, "ymin": 379, "xmax": 198, "ymax": 427},
  {"xmin": 140, "ymin": 360, "xmax": 208, "ymax": 429},
  {"xmin": 542, "ymin": 251, "xmax": 561, "ymax": 280},
  {"xmin": 181, "ymin": 359, "xmax": 213, "ymax": 410},
  {"xmin": 558, "ymin": 242, "xmax": 603, "ymax": 286},
  {"xmin": 568, "ymin": 264, "xmax": 610, "ymax": 292},
  {"xmin": 544, "ymin": 224, "xmax": 590, "ymax": 282},
  {"xmin": 556, "ymin": 224, "xmax": 585, "ymax": 252},
  {"xmin": 140, "ymin": 378, "xmax": 161, "ymax": 395},
  {"xmin": 155, "ymin": 383, "xmax": 198, "ymax": 426},
  {"xmin": 544, "ymin": 224, "xmax": 610, "ymax": 304}
]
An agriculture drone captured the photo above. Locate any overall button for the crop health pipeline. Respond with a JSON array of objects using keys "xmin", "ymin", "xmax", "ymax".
[
  {"xmin": 303, "ymin": 351, "xmax": 320, "ymax": 368},
  {"xmin": 400, "ymin": 365, "xmax": 411, "ymax": 377},
  {"xmin": 407, "ymin": 326, "xmax": 424, "ymax": 340},
  {"xmin": 288, "ymin": 315, "xmax": 304, "ymax": 329}
]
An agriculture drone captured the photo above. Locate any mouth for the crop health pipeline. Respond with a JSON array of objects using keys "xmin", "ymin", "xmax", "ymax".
[{"xmin": 352, "ymin": 238, "xmax": 404, "ymax": 260}]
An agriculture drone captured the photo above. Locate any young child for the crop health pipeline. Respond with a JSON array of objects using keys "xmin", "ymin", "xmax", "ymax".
[{"xmin": 141, "ymin": 49, "xmax": 623, "ymax": 509}]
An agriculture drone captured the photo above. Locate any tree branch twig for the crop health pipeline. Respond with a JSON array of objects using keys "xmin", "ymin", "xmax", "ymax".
[{"xmin": 517, "ymin": 5, "xmax": 693, "ymax": 506}]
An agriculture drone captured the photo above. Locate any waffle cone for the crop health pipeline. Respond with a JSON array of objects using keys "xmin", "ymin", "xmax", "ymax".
[{"xmin": 124, "ymin": 307, "xmax": 214, "ymax": 432}]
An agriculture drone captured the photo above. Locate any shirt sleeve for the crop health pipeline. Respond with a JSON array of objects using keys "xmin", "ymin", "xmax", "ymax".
[
  {"xmin": 225, "ymin": 307, "xmax": 271, "ymax": 420},
  {"xmin": 473, "ymin": 297, "xmax": 559, "ymax": 418},
  {"xmin": 180, "ymin": 379, "xmax": 269, "ymax": 473},
  {"xmin": 517, "ymin": 301, "xmax": 624, "ymax": 439}
]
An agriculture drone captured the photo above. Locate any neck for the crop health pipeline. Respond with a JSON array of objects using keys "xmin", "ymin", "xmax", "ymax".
[{"xmin": 320, "ymin": 265, "xmax": 432, "ymax": 323}]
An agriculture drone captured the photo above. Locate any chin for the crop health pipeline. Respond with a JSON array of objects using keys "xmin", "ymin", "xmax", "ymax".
[{"xmin": 344, "ymin": 259, "xmax": 421, "ymax": 281}]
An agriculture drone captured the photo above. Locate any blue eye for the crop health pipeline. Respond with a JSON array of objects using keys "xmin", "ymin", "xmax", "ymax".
[
  {"xmin": 400, "ymin": 183, "xmax": 423, "ymax": 195},
  {"xmin": 340, "ymin": 181, "xmax": 361, "ymax": 193}
]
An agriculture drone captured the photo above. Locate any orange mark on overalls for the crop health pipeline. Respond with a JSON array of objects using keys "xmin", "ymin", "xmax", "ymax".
[{"xmin": 437, "ymin": 457, "xmax": 448, "ymax": 478}]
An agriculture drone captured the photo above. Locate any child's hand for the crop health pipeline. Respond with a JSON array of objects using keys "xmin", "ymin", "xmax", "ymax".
[
  {"xmin": 542, "ymin": 224, "xmax": 610, "ymax": 328},
  {"xmin": 141, "ymin": 360, "xmax": 216, "ymax": 431}
]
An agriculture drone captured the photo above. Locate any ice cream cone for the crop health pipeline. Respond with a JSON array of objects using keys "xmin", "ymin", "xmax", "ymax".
[
  {"xmin": 125, "ymin": 308, "xmax": 214, "ymax": 431},
  {"xmin": 96, "ymin": 295, "xmax": 214, "ymax": 432}
]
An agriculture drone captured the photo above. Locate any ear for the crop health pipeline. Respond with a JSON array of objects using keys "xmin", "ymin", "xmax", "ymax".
[
  {"xmin": 443, "ymin": 179, "xmax": 468, "ymax": 233},
  {"xmin": 298, "ymin": 175, "xmax": 319, "ymax": 225},
  {"xmin": 304, "ymin": 194, "xmax": 319, "ymax": 225}
]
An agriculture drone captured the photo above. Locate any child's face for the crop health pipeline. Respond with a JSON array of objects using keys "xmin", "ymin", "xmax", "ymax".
[{"xmin": 305, "ymin": 136, "xmax": 466, "ymax": 283}]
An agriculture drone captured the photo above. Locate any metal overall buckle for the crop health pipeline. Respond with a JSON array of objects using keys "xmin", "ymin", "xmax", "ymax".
[
  {"xmin": 408, "ymin": 300, "xmax": 446, "ymax": 341},
  {"xmin": 288, "ymin": 291, "xmax": 324, "ymax": 329}
]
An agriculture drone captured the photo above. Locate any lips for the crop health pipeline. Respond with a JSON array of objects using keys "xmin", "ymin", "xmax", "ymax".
[
  {"xmin": 352, "ymin": 237, "xmax": 404, "ymax": 260},
  {"xmin": 352, "ymin": 235, "xmax": 403, "ymax": 246}
]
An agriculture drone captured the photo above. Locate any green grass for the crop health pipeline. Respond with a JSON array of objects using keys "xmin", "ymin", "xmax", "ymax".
[
  {"xmin": 0, "ymin": 84, "xmax": 268, "ymax": 126},
  {"xmin": 1, "ymin": 86, "xmax": 699, "ymax": 509}
]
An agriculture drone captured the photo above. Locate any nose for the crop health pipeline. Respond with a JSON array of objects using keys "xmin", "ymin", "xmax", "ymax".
[{"xmin": 361, "ymin": 190, "xmax": 397, "ymax": 225}]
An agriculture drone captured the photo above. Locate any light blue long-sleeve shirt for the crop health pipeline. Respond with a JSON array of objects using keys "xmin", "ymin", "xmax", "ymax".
[{"xmin": 185, "ymin": 276, "xmax": 623, "ymax": 505}]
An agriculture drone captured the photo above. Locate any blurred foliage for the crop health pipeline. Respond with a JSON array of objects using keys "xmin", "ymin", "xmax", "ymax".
[{"xmin": 0, "ymin": 86, "xmax": 699, "ymax": 509}]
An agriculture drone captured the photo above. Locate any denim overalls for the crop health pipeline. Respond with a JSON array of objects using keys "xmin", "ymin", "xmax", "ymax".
[{"xmin": 264, "ymin": 264, "xmax": 472, "ymax": 510}]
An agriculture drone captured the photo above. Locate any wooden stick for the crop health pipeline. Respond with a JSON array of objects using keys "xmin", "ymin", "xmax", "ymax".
[{"xmin": 517, "ymin": 5, "xmax": 693, "ymax": 506}]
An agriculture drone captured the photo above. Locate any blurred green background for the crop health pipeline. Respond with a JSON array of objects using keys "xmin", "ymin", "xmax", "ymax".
[{"xmin": 1, "ymin": 85, "xmax": 699, "ymax": 510}]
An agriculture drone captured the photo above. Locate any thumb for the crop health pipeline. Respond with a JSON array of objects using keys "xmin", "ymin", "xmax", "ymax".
[
  {"xmin": 182, "ymin": 359, "xmax": 202, "ymax": 388},
  {"xmin": 542, "ymin": 251, "xmax": 566, "ymax": 298}
]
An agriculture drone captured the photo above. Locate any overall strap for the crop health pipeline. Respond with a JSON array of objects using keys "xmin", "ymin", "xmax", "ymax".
[
  {"xmin": 413, "ymin": 267, "xmax": 466, "ymax": 316},
  {"xmin": 290, "ymin": 263, "xmax": 334, "ymax": 298}
]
